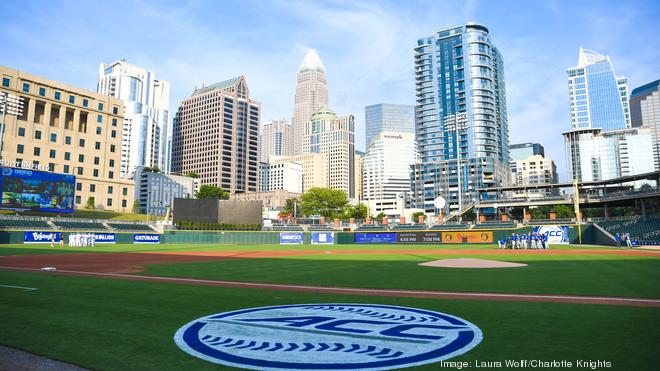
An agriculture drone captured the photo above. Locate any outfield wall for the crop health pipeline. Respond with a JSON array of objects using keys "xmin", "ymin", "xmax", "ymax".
[{"xmin": 0, "ymin": 224, "xmax": 593, "ymax": 245}]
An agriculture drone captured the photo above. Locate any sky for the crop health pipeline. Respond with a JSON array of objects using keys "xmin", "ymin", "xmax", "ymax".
[{"xmin": 2, "ymin": 0, "xmax": 659, "ymax": 180}]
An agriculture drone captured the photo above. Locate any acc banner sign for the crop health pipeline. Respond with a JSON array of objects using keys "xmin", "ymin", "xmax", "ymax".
[
  {"xmin": 24, "ymin": 231, "xmax": 62, "ymax": 243},
  {"xmin": 311, "ymin": 232, "xmax": 334, "ymax": 245},
  {"xmin": 532, "ymin": 226, "xmax": 569, "ymax": 244},
  {"xmin": 355, "ymin": 232, "xmax": 397, "ymax": 244},
  {"xmin": 93, "ymin": 233, "xmax": 116, "ymax": 244},
  {"xmin": 174, "ymin": 303, "xmax": 483, "ymax": 370},
  {"xmin": 279, "ymin": 232, "xmax": 304, "ymax": 245},
  {"xmin": 133, "ymin": 234, "xmax": 161, "ymax": 244}
]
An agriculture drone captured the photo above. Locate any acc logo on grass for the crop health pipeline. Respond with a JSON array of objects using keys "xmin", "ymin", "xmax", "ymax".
[{"xmin": 174, "ymin": 304, "xmax": 482, "ymax": 370}]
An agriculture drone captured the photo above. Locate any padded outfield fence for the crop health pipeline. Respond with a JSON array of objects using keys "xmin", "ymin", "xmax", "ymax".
[{"xmin": 0, "ymin": 224, "xmax": 605, "ymax": 245}]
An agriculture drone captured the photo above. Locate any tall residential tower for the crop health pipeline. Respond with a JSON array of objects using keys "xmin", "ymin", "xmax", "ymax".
[
  {"xmin": 364, "ymin": 104, "xmax": 415, "ymax": 148},
  {"xmin": 411, "ymin": 23, "xmax": 510, "ymax": 214},
  {"xmin": 171, "ymin": 76, "xmax": 260, "ymax": 194},
  {"xmin": 292, "ymin": 49, "xmax": 328, "ymax": 155},
  {"xmin": 629, "ymin": 80, "xmax": 660, "ymax": 170},
  {"xmin": 97, "ymin": 60, "xmax": 170, "ymax": 177}
]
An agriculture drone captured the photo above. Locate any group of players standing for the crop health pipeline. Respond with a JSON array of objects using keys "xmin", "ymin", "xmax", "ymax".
[
  {"xmin": 498, "ymin": 232, "xmax": 548, "ymax": 249},
  {"xmin": 68, "ymin": 233, "xmax": 97, "ymax": 247}
]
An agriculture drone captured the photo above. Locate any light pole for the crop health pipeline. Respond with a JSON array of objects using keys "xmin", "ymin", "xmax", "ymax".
[{"xmin": 0, "ymin": 92, "xmax": 25, "ymax": 160}]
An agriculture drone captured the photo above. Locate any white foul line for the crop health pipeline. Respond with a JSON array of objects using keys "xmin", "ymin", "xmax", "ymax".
[{"xmin": 0, "ymin": 284, "xmax": 38, "ymax": 291}]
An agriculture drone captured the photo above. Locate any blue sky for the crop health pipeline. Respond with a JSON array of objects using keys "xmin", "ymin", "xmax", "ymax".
[{"xmin": 2, "ymin": 0, "xmax": 659, "ymax": 179}]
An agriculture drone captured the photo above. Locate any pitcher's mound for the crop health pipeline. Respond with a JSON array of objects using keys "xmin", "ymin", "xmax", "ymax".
[{"xmin": 420, "ymin": 258, "xmax": 527, "ymax": 268}]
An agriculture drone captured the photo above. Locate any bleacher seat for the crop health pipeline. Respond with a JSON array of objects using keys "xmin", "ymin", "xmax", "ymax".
[
  {"xmin": 390, "ymin": 224, "xmax": 427, "ymax": 231},
  {"xmin": 272, "ymin": 224, "xmax": 304, "ymax": 231},
  {"xmin": 598, "ymin": 216, "xmax": 660, "ymax": 243},
  {"xmin": 307, "ymin": 224, "xmax": 336, "ymax": 231},
  {"xmin": 429, "ymin": 223, "xmax": 471, "ymax": 230},
  {"xmin": 355, "ymin": 225, "xmax": 389, "ymax": 232},
  {"xmin": 0, "ymin": 218, "xmax": 51, "ymax": 230},
  {"xmin": 106, "ymin": 223, "xmax": 154, "ymax": 232},
  {"xmin": 52, "ymin": 221, "xmax": 108, "ymax": 230},
  {"xmin": 475, "ymin": 221, "xmax": 516, "ymax": 229}
]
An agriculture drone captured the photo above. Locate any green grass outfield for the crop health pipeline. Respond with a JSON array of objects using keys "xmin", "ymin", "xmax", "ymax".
[{"xmin": 0, "ymin": 243, "xmax": 659, "ymax": 370}]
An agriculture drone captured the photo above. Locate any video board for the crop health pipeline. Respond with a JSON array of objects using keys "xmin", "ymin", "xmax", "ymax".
[{"xmin": 0, "ymin": 167, "xmax": 75, "ymax": 213}]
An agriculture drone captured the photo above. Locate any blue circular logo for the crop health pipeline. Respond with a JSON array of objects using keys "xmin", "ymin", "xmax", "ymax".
[{"xmin": 174, "ymin": 304, "xmax": 482, "ymax": 370}]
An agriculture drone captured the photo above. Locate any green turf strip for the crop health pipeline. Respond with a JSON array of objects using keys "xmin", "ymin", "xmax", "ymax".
[
  {"xmin": 0, "ymin": 270, "xmax": 658, "ymax": 370},
  {"xmin": 139, "ymin": 256, "xmax": 660, "ymax": 299}
]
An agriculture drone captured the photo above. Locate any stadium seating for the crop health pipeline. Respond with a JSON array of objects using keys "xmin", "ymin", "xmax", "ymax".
[
  {"xmin": 52, "ymin": 221, "xmax": 109, "ymax": 230},
  {"xmin": 306, "ymin": 224, "xmax": 336, "ymax": 231},
  {"xmin": 0, "ymin": 218, "xmax": 52, "ymax": 230},
  {"xmin": 428, "ymin": 223, "xmax": 471, "ymax": 230},
  {"xmin": 598, "ymin": 216, "xmax": 660, "ymax": 243},
  {"xmin": 106, "ymin": 223, "xmax": 155, "ymax": 232},
  {"xmin": 390, "ymin": 224, "xmax": 427, "ymax": 231},
  {"xmin": 354, "ymin": 225, "xmax": 389, "ymax": 232},
  {"xmin": 475, "ymin": 221, "xmax": 517, "ymax": 229},
  {"xmin": 272, "ymin": 224, "xmax": 304, "ymax": 231}
]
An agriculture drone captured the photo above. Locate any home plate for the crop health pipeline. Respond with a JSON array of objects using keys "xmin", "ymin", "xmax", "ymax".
[{"xmin": 419, "ymin": 258, "xmax": 527, "ymax": 268}]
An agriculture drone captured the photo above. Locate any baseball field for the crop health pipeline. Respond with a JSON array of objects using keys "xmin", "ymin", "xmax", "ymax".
[{"xmin": 1, "ymin": 242, "xmax": 659, "ymax": 370}]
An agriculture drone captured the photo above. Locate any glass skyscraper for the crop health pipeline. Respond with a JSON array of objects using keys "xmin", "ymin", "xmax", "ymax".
[
  {"xmin": 411, "ymin": 23, "xmax": 510, "ymax": 214},
  {"xmin": 567, "ymin": 48, "xmax": 630, "ymax": 131},
  {"xmin": 364, "ymin": 104, "xmax": 414, "ymax": 147}
]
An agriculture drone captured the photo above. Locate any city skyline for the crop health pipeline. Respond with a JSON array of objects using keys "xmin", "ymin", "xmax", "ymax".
[{"xmin": 2, "ymin": 0, "xmax": 659, "ymax": 180}]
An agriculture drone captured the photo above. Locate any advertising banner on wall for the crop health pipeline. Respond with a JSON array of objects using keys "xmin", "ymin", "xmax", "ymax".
[
  {"xmin": 24, "ymin": 231, "xmax": 62, "ymax": 243},
  {"xmin": 355, "ymin": 233, "xmax": 397, "ymax": 244},
  {"xmin": 133, "ymin": 234, "xmax": 161, "ymax": 244},
  {"xmin": 532, "ymin": 226, "xmax": 570, "ymax": 244},
  {"xmin": 91, "ymin": 233, "xmax": 117, "ymax": 244},
  {"xmin": 441, "ymin": 231, "xmax": 493, "ymax": 244},
  {"xmin": 396, "ymin": 232, "xmax": 442, "ymax": 244},
  {"xmin": 311, "ymin": 232, "xmax": 334, "ymax": 245},
  {"xmin": 279, "ymin": 232, "xmax": 304, "ymax": 245}
]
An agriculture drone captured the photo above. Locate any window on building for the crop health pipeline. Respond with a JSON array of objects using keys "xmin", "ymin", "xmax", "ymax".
[
  {"xmin": 110, "ymin": 144, "xmax": 116, "ymax": 152},
  {"xmin": 111, "ymin": 130, "xmax": 116, "ymax": 138},
  {"xmin": 64, "ymin": 152, "xmax": 70, "ymax": 160},
  {"xmin": 96, "ymin": 127, "xmax": 102, "ymax": 135},
  {"xmin": 22, "ymin": 83, "xmax": 30, "ymax": 93},
  {"xmin": 98, "ymin": 102, "xmax": 104, "ymax": 111},
  {"xmin": 54, "ymin": 91, "xmax": 61, "ymax": 100},
  {"xmin": 97, "ymin": 115, "xmax": 102, "ymax": 123},
  {"xmin": 112, "ymin": 107, "xmax": 118, "ymax": 115},
  {"xmin": 75, "ymin": 196, "xmax": 81, "ymax": 204},
  {"xmin": 93, "ymin": 169, "xmax": 99, "ymax": 177},
  {"xmin": 18, "ymin": 127, "xmax": 25, "ymax": 137},
  {"xmin": 2, "ymin": 77, "xmax": 10, "ymax": 87},
  {"xmin": 122, "ymin": 187, "xmax": 128, "ymax": 196},
  {"xmin": 76, "ymin": 183, "xmax": 82, "ymax": 191},
  {"xmin": 82, "ymin": 99, "xmax": 89, "ymax": 108},
  {"xmin": 16, "ymin": 144, "xmax": 24, "ymax": 154},
  {"xmin": 50, "ymin": 133, "xmax": 57, "ymax": 142},
  {"xmin": 77, "ymin": 167, "xmax": 83, "ymax": 176},
  {"xmin": 108, "ymin": 171, "xmax": 114, "ymax": 179},
  {"xmin": 112, "ymin": 118, "xmax": 117, "ymax": 126},
  {"xmin": 93, "ymin": 157, "xmax": 100, "ymax": 165},
  {"xmin": 90, "ymin": 184, "xmax": 96, "ymax": 192},
  {"xmin": 78, "ymin": 154, "xmax": 84, "ymax": 162},
  {"xmin": 109, "ymin": 159, "xmax": 114, "ymax": 167},
  {"xmin": 107, "ymin": 198, "xmax": 113, "ymax": 207},
  {"xmin": 69, "ymin": 95, "xmax": 75, "ymax": 104},
  {"xmin": 33, "ymin": 147, "xmax": 41, "ymax": 156},
  {"xmin": 48, "ymin": 163, "xmax": 55, "ymax": 172},
  {"xmin": 79, "ymin": 139, "xmax": 85, "ymax": 147},
  {"xmin": 65, "ymin": 136, "xmax": 71, "ymax": 145},
  {"xmin": 63, "ymin": 165, "xmax": 70, "ymax": 173},
  {"xmin": 34, "ymin": 130, "xmax": 42, "ymax": 140},
  {"xmin": 108, "ymin": 186, "xmax": 113, "ymax": 194},
  {"xmin": 95, "ymin": 142, "xmax": 101, "ymax": 150},
  {"xmin": 49, "ymin": 149, "xmax": 56, "ymax": 158},
  {"xmin": 122, "ymin": 200, "xmax": 127, "ymax": 208},
  {"xmin": 38, "ymin": 87, "xmax": 46, "ymax": 97}
]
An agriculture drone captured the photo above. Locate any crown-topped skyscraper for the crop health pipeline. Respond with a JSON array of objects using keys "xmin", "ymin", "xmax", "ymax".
[{"xmin": 292, "ymin": 49, "xmax": 329, "ymax": 155}]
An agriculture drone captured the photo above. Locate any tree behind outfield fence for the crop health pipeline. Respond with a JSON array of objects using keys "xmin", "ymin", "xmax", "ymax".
[
  {"xmin": 85, "ymin": 197, "xmax": 95, "ymax": 210},
  {"xmin": 299, "ymin": 187, "xmax": 349, "ymax": 219},
  {"xmin": 195, "ymin": 185, "xmax": 229, "ymax": 200}
]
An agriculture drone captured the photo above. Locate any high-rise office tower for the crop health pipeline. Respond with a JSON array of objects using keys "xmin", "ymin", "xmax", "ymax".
[
  {"xmin": 302, "ymin": 107, "xmax": 355, "ymax": 197},
  {"xmin": 292, "ymin": 49, "xmax": 328, "ymax": 155},
  {"xmin": 411, "ymin": 23, "xmax": 510, "ymax": 214},
  {"xmin": 97, "ymin": 60, "xmax": 170, "ymax": 178},
  {"xmin": 567, "ymin": 48, "xmax": 630, "ymax": 131},
  {"xmin": 509, "ymin": 143, "xmax": 545, "ymax": 161},
  {"xmin": 364, "ymin": 104, "xmax": 414, "ymax": 148},
  {"xmin": 259, "ymin": 119, "xmax": 293, "ymax": 163},
  {"xmin": 171, "ymin": 76, "xmax": 260, "ymax": 194},
  {"xmin": 363, "ymin": 132, "xmax": 418, "ymax": 212},
  {"xmin": 354, "ymin": 150, "xmax": 364, "ymax": 201},
  {"xmin": 630, "ymin": 79, "xmax": 660, "ymax": 170}
]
